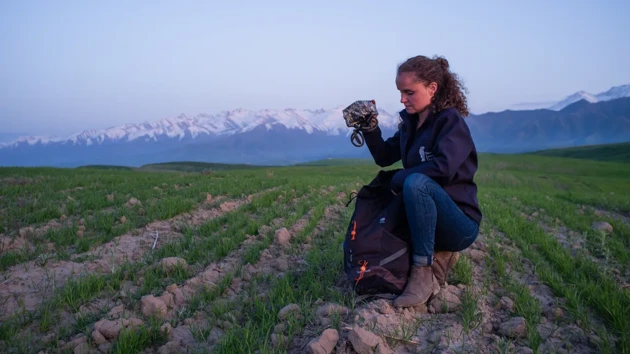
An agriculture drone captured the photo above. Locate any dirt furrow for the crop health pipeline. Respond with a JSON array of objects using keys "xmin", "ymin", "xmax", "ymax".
[
  {"xmin": 157, "ymin": 200, "xmax": 346, "ymax": 353},
  {"xmin": 47, "ymin": 188, "xmax": 332, "ymax": 354},
  {"xmin": 0, "ymin": 189, "xmax": 273, "ymax": 320},
  {"xmin": 4, "ymin": 188, "xmax": 313, "ymax": 353},
  {"xmin": 69, "ymin": 217, "xmax": 286, "ymax": 354},
  {"xmin": 485, "ymin": 195, "xmax": 629, "ymax": 352},
  {"xmin": 0, "ymin": 183, "xmax": 205, "ymax": 257},
  {"xmin": 485, "ymin": 228, "xmax": 605, "ymax": 353},
  {"xmin": 585, "ymin": 205, "xmax": 630, "ymax": 228},
  {"xmin": 0, "ymin": 194, "xmax": 221, "ymax": 258},
  {"xmin": 518, "ymin": 205, "xmax": 630, "ymax": 290},
  {"xmin": 223, "ymin": 202, "xmax": 347, "ymax": 353},
  {"xmin": 158, "ymin": 204, "xmax": 338, "ymax": 353},
  {"xmin": 0, "ymin": 217, "xmax": 65, "ymax": 256},
  {"xmin": 91, "ymin": 206, "xmax": 320, "ymax": 354}
]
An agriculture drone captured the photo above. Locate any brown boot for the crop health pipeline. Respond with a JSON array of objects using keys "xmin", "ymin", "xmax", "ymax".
[
  {"xmin": 432, "ymin": 251, "xmax": 460, "ymax": 287},
  {"xmin": 393, "ymin": 265, "xmax": 440, "ymax": 308}
]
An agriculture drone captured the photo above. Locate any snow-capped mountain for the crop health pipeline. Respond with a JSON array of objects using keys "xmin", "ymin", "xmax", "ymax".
[
  {"xmin": 5, "ymin": 108, "xmax": 401, "ymax": 148},
  {"xmin": 0, "ymin": 107, "xmax": 400, "ymax": 149},
  {"xmin": 596, "ymin": 84, "xmax": 630, "ymax": 102},
  {"xmin": 0, "ymin": 106, "xmax": 404, "ymax": 167},
  {"xmin": 547, "ymin": 84, "xmax": 630, "ymax": 111},
  {"xmin": 547, "ymin": 91, "xmax": 598, "ymax": 111}
]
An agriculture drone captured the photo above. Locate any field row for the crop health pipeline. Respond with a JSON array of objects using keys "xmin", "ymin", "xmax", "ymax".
[
  {"xmin": 0, "ymin": 169, "xmax": 289, "ymax": 271},
  {"xmin": 0, "ymin": 167, "xmax": 368, "ymax": 353},
  {"xmin": 478, "ymin": 190, "xmax": 630, "ymax": 353}
]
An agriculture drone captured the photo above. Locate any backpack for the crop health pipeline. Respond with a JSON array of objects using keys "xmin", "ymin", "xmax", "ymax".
[{"xmin": 343, "ymin": 168, "xmax": 412, "ymax": 298}]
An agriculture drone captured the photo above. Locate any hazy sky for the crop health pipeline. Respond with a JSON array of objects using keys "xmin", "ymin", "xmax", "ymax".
[{"xmin": 1, "ymin": 0, "xmax": 629, "ymax": 137}]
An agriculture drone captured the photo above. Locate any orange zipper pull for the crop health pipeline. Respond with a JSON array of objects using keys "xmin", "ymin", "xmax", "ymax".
[{"xmin": 355, "ymin": 260, "xmax": 368, "ymax": 285}]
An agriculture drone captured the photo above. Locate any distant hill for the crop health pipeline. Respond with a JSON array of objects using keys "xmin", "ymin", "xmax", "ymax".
[
  {"xmin": 76, "ymin": 165, "xmax": 134, "ymax": 171},
  {"xmin": 139, "ymin": 161, "xmax": 265, "ymax": 173},
  {"xmin": 530, "ymin": 142, "xmax": 630, "ymax": 163},
  {"xmin": 466, "ymin": 97, "xmax": 630, "ymax": 153},
  {"xmin": 294, "ymin": 158, "xmax": 374, "ymax": 166},
  {"xmin": 74, "ymin": 159, "xmax": 376, "ymax": 173}
]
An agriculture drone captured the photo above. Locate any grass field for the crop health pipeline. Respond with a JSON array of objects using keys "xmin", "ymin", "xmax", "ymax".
[
  {"xmin": 1, "ymin": 149, "xmax": 629, "ymax": 353},
  {"xmin": 531, "ymin": 141, "xmax": 630, "ymax": 163}
]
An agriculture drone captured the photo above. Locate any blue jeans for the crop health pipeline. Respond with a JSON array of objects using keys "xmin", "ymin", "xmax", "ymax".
[{"xmin": 402, "ymin": 173, "xmax": 479, "ymax": 267}]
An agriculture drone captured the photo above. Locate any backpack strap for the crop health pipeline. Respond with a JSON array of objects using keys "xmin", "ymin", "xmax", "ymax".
[{"xmin": 379, "ymin": 247, "xmax": 408, "ymax": 267}]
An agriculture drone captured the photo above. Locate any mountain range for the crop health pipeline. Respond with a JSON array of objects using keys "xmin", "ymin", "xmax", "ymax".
[
  {"xmin": 1, "ymin": 84, "xmax": 629, "ymax": 167},
  {"xmin": 508, "ymin": 84, "xmax": 630, "ymax": 111}
]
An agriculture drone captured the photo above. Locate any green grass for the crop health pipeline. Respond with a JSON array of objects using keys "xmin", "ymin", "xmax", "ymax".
[
  {"xmin": 0, "ymin": 167, "xmax": 288, "ymax": 270},
  {"xmin": 2, "ymin": 149, "xmax": 630, "ymax": 353},
  {"xmin": 476, "ymin": 156, "xmax": 630, "ymax": 352},
  {"xmin": 476, "ymin": 153, "xmax": 630, "ymax": 212},
  {"xmin": 486, "ymin": 241, "xmax": 543, "ymax": 350},
  {"xmin": 530, "ymin": 141, "xmax": 630, "ymax": 163}
]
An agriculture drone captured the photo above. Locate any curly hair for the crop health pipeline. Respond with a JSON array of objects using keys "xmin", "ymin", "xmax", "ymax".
[{"xmin": 397, "ymin": 55, "xmax": 470, "ymax": 117}]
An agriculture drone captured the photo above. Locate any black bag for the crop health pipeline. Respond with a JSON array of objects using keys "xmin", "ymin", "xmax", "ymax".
[{"xmin": 343, "ymin": 168, "xmax": 412, "ymax": 297}]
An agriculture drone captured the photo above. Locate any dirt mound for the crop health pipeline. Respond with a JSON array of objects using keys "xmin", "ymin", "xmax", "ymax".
[{"xmin": 2, "ymin": 177, "xmax": 35, "ymax": 185}]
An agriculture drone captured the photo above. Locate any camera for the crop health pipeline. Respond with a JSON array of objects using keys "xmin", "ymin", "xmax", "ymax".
[{"xmin": 342, "ymin": 99, "xmax": 379, "ymax": 147}]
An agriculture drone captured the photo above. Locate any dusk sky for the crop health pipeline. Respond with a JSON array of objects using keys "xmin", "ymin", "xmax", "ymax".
[{"xmin": 1, "ymin": 0, "xmax": 629, "ymax": 137}]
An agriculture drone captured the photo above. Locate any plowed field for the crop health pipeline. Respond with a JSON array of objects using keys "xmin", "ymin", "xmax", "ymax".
[{"xmin": 1, "ymin": 154, "xmax": 628, "ymax": 353}]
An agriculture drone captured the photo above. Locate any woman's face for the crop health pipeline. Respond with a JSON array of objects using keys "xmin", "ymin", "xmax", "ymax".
[{"xmin": 396, "ymin": 72, "xmax": 437, "ymax": 115}]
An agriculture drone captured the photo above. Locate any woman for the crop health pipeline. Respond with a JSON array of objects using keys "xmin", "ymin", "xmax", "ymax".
[{"xmin": 362, "ymin": 55, "xmax": 482, "ymax": 308}]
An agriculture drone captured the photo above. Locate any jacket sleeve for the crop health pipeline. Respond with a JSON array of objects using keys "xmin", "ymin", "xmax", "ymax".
[
  {"xmin": 391, "ymin": 111, "xmax": 473, "ymax": 189},
  {"xmin": 362, "ymin": 126, "xmax": 402, "ymax": 167}
]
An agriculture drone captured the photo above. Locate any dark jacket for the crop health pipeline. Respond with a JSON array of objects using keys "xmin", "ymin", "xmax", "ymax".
[{"xmin": 362, "ymin": 107, "xmax": 482, "ymax": 225}]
